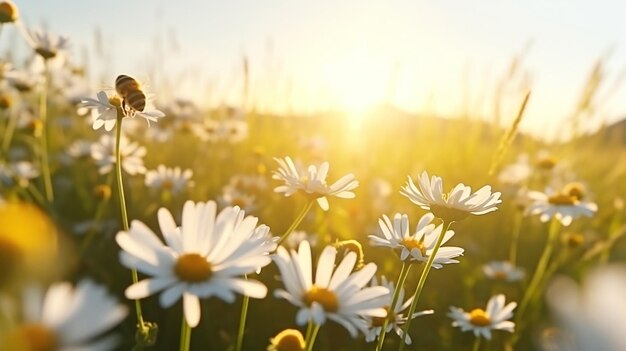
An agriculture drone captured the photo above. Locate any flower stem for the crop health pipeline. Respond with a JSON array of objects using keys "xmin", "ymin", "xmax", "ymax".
[
  {"xmin": 305, "ymin": 324, "xmax": 321, "ymax": 351},
  {"xmin": 1, "ymin": 107, "xmax": 18, "ymax": 153},
  {"xmin": 304, "ymin": 320, "xmax": 313, "ymax": 342},
  {"xmin": 508, "ymin": 210, "xmax": 523, "ymax": 264},
  {"xmin": 514, "ymin": 217, "xmax": 560, "ymax": 340},
  {"xmin": 79, "ymin": 172, "xmax": 114, "ymax": 257},
  {"xmin": 235, "ymin": 275, "xmax": 250, "ymax": 351},
  {"xmin": 114, "ymin": 114, "xmax": 147, "ymax": 333},
  {"xmin": 472, "ymin": 337, "xmax": 482, "ymax": 351},
  {"xmin": 375, "ymin": 261, "xmax": 410, "ymax": 351},
  {"xmin": 399, "ymin": 220, "xmax": 452, "ymax": 351},
  {"xmin": 39, "ymin": 59, "xmax": 54, "ymax": 203},
  {"xmin": 179, "ymin": 316, "xmax": 191, "ymax": 351},
  {"xmin": 277, "ymin": 199, "xmax": 314, "ymax": 246}
]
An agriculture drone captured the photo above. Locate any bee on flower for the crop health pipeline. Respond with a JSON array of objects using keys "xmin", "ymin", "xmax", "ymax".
[{"xmin": 272, "ymin": 156, "xmax": 358, "ymax": 211}]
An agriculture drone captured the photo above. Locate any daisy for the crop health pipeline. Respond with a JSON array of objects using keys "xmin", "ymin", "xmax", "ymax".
[
  {"xmin": 547, "ymin": 265, "xmax": 626, "ymax": 350},
  {"xmin": 66, "ymin": 139, "xmax": 94, "ymax": 160},
  {"xmin": 80, "ymin": 91, "xmax": 117, "ymax": 131},
  {"xmin": 116, "ymin": 200, "xmax": 276, "ymax": 327},
  {"xmin": 273, "ymin": 156, "xmax": 359, "ymax": 211},
  {"xmin": 525, "ymin": 185, "xmax": 597, "ymax": 226},
  {"xmin": 90, "ymin": 134, "xmax": 146, "ymax": 175},
  {"xmin": 401, "ymin": 171, "xmax": 501, "ymax": 221},
  {"xmin": 0, "ymin": 280, "xmax": 127, "ymax": 351},
  {"xmin": 273, "ymin": 240, "xmax": 389, "ymax": 337},
  {"xmin": 482, "ymin": 261, "xmax": 525, "ymax": 282},
  {"xmin": 364, "ymin": 276, "xmax": 434, "ymax": 345},
  {"xmin": 448, "ymin": 294, "xmax": 517, "ymax": 340},
  {"xmin": 369, "ymin": 213, "xmax": 463, "ymax": 268},
  {"xmin": 0, "ymin": 161, "xmax": 39, "ymax": 187},
  {"xmin": 23, "ymin": 28, "xmax": 70, "ymax": 60},
  {"xmin": 144, "ymin": 165, "xmax": 194, "ymax": 195},
  {"xmin": 498, "ymin": 154, "xmax": 532, "ymax": 187},
  {"xmin": 218, "ymin": 185, "xmax": 256, "ymax": 213}
]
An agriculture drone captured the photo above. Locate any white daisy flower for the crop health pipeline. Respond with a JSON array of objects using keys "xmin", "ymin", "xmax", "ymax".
[
  {"xmin": 369, "ymin": 213, "xmax": 463, "ymax": 268},
  {"xmin": 81, "ymin": 91, "xmax": 118, "ymax": 131},
  {"xmin": 448, "ymin": 294, "xmax": 517, "ymax": 340},
  {"xmin": 525, "ymin": 185, "xmax": 597, "ymax": 226},
  {"xmin": 547, "ymin": 265, "xmax": 626, "ymax": 351},
  {"xmin": 364, "ymin": 276, "xmax": 434, "ymax": 345},
  {"xmin": 218, "ymin": 185, "xmax": 256, "ymax": 213},
  {"xmin": 401, "ymin": 171, "xmax": 502, "ymax": 221},
  {"xmin": 23, "ymin": 28, "xmax": 70, "ymax": 60},
  {"xmin": 90, "ymin": 134, "xmax": 146, "ymax": 175},
  {"xmin": 498, "ymin": 154, "xmax": 532, "ymax": 187},
  {"xmin": 482, "ymin": 261, "xmax": 525, "ymax": 282},
  {"xmin": 272, "ymin": 156, "xmax": 359, "ymax": 211},
  {"xmin": 144, "ymin": 165, "xmax": 194, "ymax": 195},
  {"xmin": 66, "ymin": 139, "xmax": 94, "ymax": 159},
  {"xmin": 0, "ymin": 280, "xmax": 127, "ymax": 351},
  {"xmin": 273, "ymin": 240, "xmax": 389, "ymax": 337},
  {"xmin": 0, "ymin": 161, "xmax": 39, "ymax": 187},
  {"xmin": 116, "ymin": 200, "xmax": 276, "ymax": 327}
]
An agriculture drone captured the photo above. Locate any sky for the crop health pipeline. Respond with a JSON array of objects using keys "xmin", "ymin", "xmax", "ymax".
[{"xmin": 9, "ymin": 0, "xmax": 626, "ymax": 140}]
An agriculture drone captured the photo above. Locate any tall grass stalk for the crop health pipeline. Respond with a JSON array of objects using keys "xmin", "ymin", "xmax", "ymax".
[
  {"xmin": 39, "ymin": 60, "xmax": 54, "ymax": 203},
  {"xmin": 398, "ymin": 220, "xmax": 453, "ymax": 351},
  {"xmin": 374, "ymin": 261, "xmax": 410, "ymax": 351}
]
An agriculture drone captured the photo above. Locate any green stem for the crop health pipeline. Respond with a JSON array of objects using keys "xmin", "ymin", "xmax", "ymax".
[
  {"xmin": 304, "ymin": 320, "xmax": 313, "ymax": 342},
  {"xmin": 508, "ymin": 210, "xmax": 523, "ymax": 264},
  {"xmin": 514, "ymin": 218, "xmax": 560, "ymax": 339},
  {"xmin": 305, "ymin": 324, "xmax": 321, "ymax": 351},
  {"xmin": 79, "ymin": 173, "xmax": 114, "ymax": 256},
  {"xmin": 115, "ymin": 114, "xmax": 146, "ymax": 331},
  {"xmin": 276, "ymin": 199, "xmax": 314, "ymax": 246},
  {"xmin": 39, "ymin": 59, "xmax": 54, "ymax": 203},
  {"xmin": 375, "ymin": 261, "xmax": 410, "ymax": 351},
  {"xmin": 235, "ymin": 275, "xmax": 250, "ymax": 351},
  {"xmin": 399, "ymin": 220, "xmax": 452, "ymax": 351},
  {"xmin": 472, "ymin": 337, "xmax": 481, "ymax": 351},
  {"xmin": 2, "ymin": 107, "xmax": 18, "ymax": 153},
  {"xmin": 179, "ymin": 316, "xmax": 191, "ymax": 351}
]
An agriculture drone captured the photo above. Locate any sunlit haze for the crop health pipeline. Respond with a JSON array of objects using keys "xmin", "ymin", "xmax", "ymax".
[{"xmin": 11, "ymin": 0, "xmax": 626, "ymax": 140}]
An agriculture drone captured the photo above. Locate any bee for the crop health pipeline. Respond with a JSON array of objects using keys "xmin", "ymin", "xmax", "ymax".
[{"xmin": 115, "ymin": 74, "xmax": 146, "ymax": 112}]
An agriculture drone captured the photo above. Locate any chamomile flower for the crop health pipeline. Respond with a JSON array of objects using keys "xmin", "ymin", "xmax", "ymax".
[
  {"xmin": 498, "ymin": 154, "xmax": 532, "ymax": 187},
  {"xmin": 0, "ymin": 161, "xmax": 39, "ymax": 187},
  {"xmin": 218, "ymin": 185, "xmax": 256, "ymax": 213},
  {"xmin": 526, "ymin": 185, "xmax": 597, "ymax": 226},
  {"xmin": 144, "ymin": 165, "xmax": 194, "ymax": 195},
  {"xmin": 80, "ymin": 91, "xmax": 117, "ymax": 131},
  {"xmin": 116, "ymin": 201, "xmax": 276, "ymax": 327},
  {"xmin": 66, "ymin": 139, "xmax": 94, "ymax": 160},
  {"xmin": 448, "ymin": 294, "xmax": 517, "ymax": 340},
  {"xmin": 369, "ymin": 213, "xmax": 463, "ymax": 268},
  {"xmin": 364, "ymin": 276, "xmax": 434, "ymax": 345},
  {"xmin": 482, "ymin": 261, "xmax": 525, "ymax": 282},
  {"xmin": 272, "ymin": 156, "xmax": 359, "ymax": 211},
  {"xmin": 90, "ymin": 134, "xmax": 146, "ymax": 175},
  {"xmin": 24, "ymin": 28, "xmax": 70, "ymax": 60},
  {"xmin": 401, "ymin": 171, "xmax": 502, "ymax": 221},
  {"xmin": 0, "ymin": 280, "xmax": 127, "ymax": 351},
  {"xmin": 273, "ymin": 241, "xmax": 389, "ymax": 337}
]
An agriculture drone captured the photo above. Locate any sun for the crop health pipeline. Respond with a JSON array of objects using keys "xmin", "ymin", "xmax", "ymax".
[{"xmin": 322, "ymin": 49, "xmax": 391, "ymax": 120}]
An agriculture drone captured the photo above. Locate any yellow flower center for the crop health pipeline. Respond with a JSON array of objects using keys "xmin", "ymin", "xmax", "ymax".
[
  {"xmin": 491, "ymin": 271, "xmax": 508, "ymax": 280},
  {"xmin": 108, "ymin": 95, "xmax": 122, "ymax": 108},
  {"xmin": 537, "ymin": 157, "xmax": 557, "ymax": 170},
  {"xmin": 562, "ymin": 182, "xmax": 585, "ymax": 200},
  {"xmin": 35, "ymin": 48, "xmax": 56, "ymax": 60},
  {"xmin": 430, "ymin": 204, "xmax": 469, "ymax": 222},
  {"xmin": 268, "ymin": 329, "xmax": 306, "ymax": 351},
  {"xmin": 401, "ymin": 237, "xmax": 427, "ymax": 257},
  {"xmin": 371, "ymin": 306, "xmax": 393, "ymax": 327},
  {"xmin": 548, "ymin": 193, "xmax": 578, "ymax": 206},
  {"xmin": 303, "ymin": 285, "xmax": 338, "ymax": 312},
  {"xmin": 468, "ymin": 308, "xmax": 491, "ymax": 327},
  {"xmin": 174, "ymin": 254, "xmax": 212, "ymax": 283},
  {"xmin": 0, "ymin": 1, "xmax": 18, "ymax": 23},
  {"xmin": 2, "ymin": 324, "xmax": 59, "ymax": 351},
  {"xmin": 162, "ymin": 179, "xmax": 174, "ymax": 190}
]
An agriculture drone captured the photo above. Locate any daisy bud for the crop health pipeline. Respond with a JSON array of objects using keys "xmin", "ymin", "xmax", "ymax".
[
  {"xmin": 268, "ymin": 329, "xmax": 305, "ymax": 351},
  {"xmin": 0, "ymin": 1, "xmax": 18, "ymax": 24},
  {"xmin": 536, "ymin": 156, "xmax": 557, "ymax": 170},
  {"xmin": 93, "ymin": 184, "xmax": 112, "ymax": 200}
]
